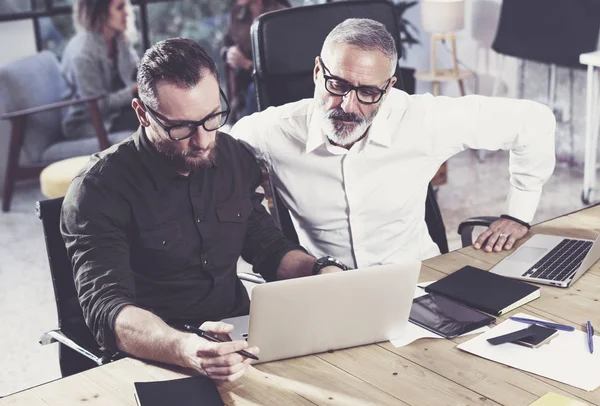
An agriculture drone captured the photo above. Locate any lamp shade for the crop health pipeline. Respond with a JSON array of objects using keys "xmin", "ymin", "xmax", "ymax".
[{"xmin": 421, "ymin": 0, "xmax": 465, "ymax": 33}]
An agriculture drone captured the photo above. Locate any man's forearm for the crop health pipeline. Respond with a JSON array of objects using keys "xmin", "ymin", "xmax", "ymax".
[
  {"xmin": 276, "ymin": 250, "xmax": 316, "ymax": 280},
  {"xmin": 114, "ymin": 305, "xmax": 188, "ymax": 366}
]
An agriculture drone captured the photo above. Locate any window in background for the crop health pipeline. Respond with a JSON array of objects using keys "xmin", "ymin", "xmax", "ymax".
[
  {"xmin": 147, "ymin": 0, "xmax": 230, "ymax": 81},
  {"xmin": 0, "ymin": 0, "xmax": 33, "ymax": 14},
  {"xmin": 51, "ymin": 0, "xmax": 74, "ymax": 6},
  {"xmin": 39, "ymin": 14, "xmax": 73, "ymax": 57}
]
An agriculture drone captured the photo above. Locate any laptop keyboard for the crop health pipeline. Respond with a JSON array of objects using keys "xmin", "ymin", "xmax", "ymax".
[{"xmin": 521, "ymin": 238, "xmax": 593, "ymax": 281}]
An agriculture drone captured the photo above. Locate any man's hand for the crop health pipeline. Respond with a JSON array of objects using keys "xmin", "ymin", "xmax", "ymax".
[
  {"xmin": 473, "ymin": 218, "xmax": 528, "ymax": 252},
  {"xmin": 226, "ymin": 46, "xmax": 252, "ymax": 70},
  {"xmin": 178, "ymin": 321, "xmax": 259, "ymax": 382},
  {"xmin": 317, "ymin": 265, "xmax": 344, "ymax": 275}
]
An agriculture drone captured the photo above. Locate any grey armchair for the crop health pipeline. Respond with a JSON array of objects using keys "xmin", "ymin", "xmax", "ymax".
[{"xmin": 0, "ymin": 51, "xmax": 130, "ymax": 212}]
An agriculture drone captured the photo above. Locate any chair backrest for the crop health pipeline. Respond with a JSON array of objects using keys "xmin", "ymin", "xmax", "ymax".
[
  {"xmin": 250, "ymin": 0, "xmax": 404, "ymax": 110},
  {"xmin": 492, "ymin": 0, "xmax": 600, "ymax": 68},
  {"xmin": 251, "ymin": 1, "xmax": 449, "ymax": 254},
  {"xmin": 0, "ymin": 51, "xmax": 69, "ymax": 163},
  {"xmin": 36, "ymin": 197, "xmax": 92, "ymax": 334}
]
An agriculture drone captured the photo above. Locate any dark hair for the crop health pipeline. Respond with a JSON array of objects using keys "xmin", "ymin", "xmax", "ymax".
[
  {"xmin": 74, "ymin": 0, "xmax": 112, "ymax": 32},
  {"xmin": 137, "ymin": 38, "xmax": 219, "ymax": 110}
]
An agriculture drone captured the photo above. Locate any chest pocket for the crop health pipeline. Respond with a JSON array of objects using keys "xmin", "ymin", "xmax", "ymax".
[
  {"xmin": 139, "ymin": 221, "xmax": 182, "ymax": 251},
  {"xmin": 215, "ymin": 197, "xmax": 254, "ymax": 223},
  {"xmin": 213, "ymin": 197, "xmax": 254, "ymax": 260}
]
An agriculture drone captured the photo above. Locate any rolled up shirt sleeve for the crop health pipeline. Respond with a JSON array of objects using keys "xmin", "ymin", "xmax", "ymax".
[
  {"xmin": 424, "ymin": 95, "xmax": 556, "ymax": 223},
  {"xmin": 61, "ymin": 174, "xmax": 136, "ymax": 353}
]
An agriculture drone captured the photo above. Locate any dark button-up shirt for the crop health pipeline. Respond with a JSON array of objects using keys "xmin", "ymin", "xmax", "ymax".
[{"xmin": 61, "ymin": 128, "xmax": 301, "ymax": 352}]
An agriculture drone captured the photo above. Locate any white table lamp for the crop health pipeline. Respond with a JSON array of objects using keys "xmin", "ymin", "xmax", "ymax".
[
  {"xmin": 421, "ymin": 0, "xmax": 465, "ymax": 33},
  {"xmin": 415, "ymin": 0, "xmax": 470, "ymax": 96}
]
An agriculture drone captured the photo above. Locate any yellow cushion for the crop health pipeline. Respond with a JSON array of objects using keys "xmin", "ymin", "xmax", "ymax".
[{"xmin": 40, "ymin": 156, "xmax": 90, "ymax": 198}]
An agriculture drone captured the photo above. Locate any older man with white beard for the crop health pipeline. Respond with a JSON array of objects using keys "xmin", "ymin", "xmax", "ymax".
[{"xmin": 231, "ymin": 18, "xmax": 556, "ymax": 269}]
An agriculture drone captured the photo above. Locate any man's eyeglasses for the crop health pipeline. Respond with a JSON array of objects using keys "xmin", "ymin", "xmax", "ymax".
[
  {"xmin": 318, "ymin": 56, "xmax": 392, "ymax": 105},
  {"xmin": 143, "ymin": 88, "xmax": 230, "ymax": 141}
]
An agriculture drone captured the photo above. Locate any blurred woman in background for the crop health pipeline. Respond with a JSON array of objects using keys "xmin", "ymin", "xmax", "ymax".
[
  {"xmin": 61, "ymin": 0, "xmax": 139, "ymax": 139},
  {"xmin": 223, "ymin": 0, "xmax": 290, "ymax": 122}
]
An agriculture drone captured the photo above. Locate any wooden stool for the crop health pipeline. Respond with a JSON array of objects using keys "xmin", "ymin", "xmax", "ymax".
[
  {"xmin": 40, "ymin": 156, "xmax": 90, "ymax": 198},
  {"xmin": 415, "ymin": 33, "xmax": 472, "ymax": 96}
]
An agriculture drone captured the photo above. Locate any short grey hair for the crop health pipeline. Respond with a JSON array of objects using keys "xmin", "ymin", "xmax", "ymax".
[{"xmin": 321, "ymin": 18, "xmax": 398, "ymax": 76}]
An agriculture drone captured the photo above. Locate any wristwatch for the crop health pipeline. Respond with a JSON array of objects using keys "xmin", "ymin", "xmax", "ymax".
[{"xmin": 312, "ymin": 256, "xmax": 349, "ymax": 275}]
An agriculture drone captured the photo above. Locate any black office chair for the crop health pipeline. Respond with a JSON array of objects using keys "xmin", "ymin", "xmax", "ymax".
[
  {"xmin": 492, "ymin": 0, "xmax": 600, "ymax": 69},
  {"xmin": 36, "ymin": 197, "xmax": 121, "ymax": 377},
  {"xmin": 250, "ymin": 0, "xmax": 493, "ymax": 255},
  {"xmin": 482, "ymin": 0, "xmax": 600, "ymax": 162}
]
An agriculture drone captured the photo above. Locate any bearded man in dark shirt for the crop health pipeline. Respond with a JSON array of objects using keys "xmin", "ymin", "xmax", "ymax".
[{"xmin": 61, "ymin": 38, "xmax": 344, "ymax": 382}]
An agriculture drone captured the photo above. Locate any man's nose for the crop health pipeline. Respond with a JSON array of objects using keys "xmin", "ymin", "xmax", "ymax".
[
  {"xmin": 189, "ymin": 126, "xmax": 213, "ymax": 149},
  {"xmin": 340, "ymin": 90, "xmax": 360, "ymax": 114}
]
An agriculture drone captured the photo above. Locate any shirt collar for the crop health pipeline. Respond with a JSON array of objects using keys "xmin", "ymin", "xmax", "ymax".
[
  {"xmin": 364, "ymin": 92, "xmax": 394, "ymax": 148},
  {"xmin": 306, "ymin": 103, "xmax": 329, "ymax": 153},
  {"xmin": 305, "ymin": 89, "xmax": 406, "ymax": 153}
]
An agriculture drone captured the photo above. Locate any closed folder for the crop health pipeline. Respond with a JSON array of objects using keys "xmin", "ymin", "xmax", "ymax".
[{"xmin": 425, "ymin": 266, "xmax": 540, "ymax": 316}]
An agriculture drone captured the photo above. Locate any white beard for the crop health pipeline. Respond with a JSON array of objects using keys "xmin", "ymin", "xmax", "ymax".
[
  {"xmin": 317, "ymin": 101, "xmax": 379, "ymax": 147},
  {"xmin": 322, "ymin": 117, "xmax": 370, "ymax": 146}
]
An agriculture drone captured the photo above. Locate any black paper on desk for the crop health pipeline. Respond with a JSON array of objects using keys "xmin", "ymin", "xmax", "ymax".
[{"xmin": 134, "ymin": 376, "xmax": 224, "ymax": 406}]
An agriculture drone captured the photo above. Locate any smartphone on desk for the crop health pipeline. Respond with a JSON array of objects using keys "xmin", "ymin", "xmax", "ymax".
[
  {"xmin": 409, "ymin": 293, "xmax": 496, "ymax": 339},
  {"xmin": 514, "ymin": 324, "xmax": 558, "ymax": 348},
  {"xmin": 487, "ymin": 324, "xmax": 558, "ymax": 348}
]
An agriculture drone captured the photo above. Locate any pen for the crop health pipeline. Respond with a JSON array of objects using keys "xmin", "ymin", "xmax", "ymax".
[
  {"xmin": 183, "ymin": 324, "xmax": 259, "ymax": 361},
  {"xmin": 509, "ymin": 316, "xmax": 575, "ymax": 332},
  {"xmin": 586, "ymin": 321, "xmax": 594, "ymax": 354}
]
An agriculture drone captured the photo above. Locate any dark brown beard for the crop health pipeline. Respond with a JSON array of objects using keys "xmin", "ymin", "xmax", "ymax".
[{"xmin": 154, "ymin": 137, "xmax": 218, "ymax": 171}]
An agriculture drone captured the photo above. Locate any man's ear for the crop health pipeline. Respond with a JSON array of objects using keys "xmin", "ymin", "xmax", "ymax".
[
  {"xmin": 313, "ymin": 56, "xmax": 320, "ymax": 84},
  {"xmin": 132, "ymin": 98, "xmax": 150, "ymax": 127},
  {"xmin": 387, "ymin": 76, "xmax": 397, "ymax": 93}
]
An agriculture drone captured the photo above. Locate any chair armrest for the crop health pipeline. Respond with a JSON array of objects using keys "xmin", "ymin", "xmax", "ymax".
[
  {"xmin": 39, "ymin": 329, "xmax": 112, "ymax": 366},
  {"xmin": 458, "ymin": 216, "xmax": 500, "ymax": 247},
  {"xmin": 238, "ymin": 272, "xmax": 265, "ymax": 284},
  {"xmin": 0, "ymin": 94, "xmax": 105, "ymax": 120}
]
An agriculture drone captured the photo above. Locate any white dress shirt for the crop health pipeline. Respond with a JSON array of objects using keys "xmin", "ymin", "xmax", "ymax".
[{"xmin": 231, "ymin": 88, "xmax": 556, "ymax": 268}]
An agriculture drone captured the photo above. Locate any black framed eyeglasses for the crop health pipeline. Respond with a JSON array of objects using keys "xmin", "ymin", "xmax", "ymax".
[
  {"xmin": 143, "ymin": 88, "xmax": 230, "ymax": 141},
  {"xmin": 318, "ymin": 56, "xmax": 392, "ymax": 105}
]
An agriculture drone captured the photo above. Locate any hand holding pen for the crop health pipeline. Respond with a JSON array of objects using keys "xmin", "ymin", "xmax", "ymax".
[
  {"xmin": 184, "ymin": 324, "xmax": 259, "ymax": 360},
  {"xmin": 179, "ymin": 322, "xmax": 259, "ymax": 382}
]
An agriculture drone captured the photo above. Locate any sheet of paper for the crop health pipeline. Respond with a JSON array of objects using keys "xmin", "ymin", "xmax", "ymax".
[
  {"xmin": 458, "ymin": 313, "xmax": 600, "ymax": 392},
  {"xmin": 390, "ymin": 281, "xmax": 489, "ymax": 348},
  {"xmin": 528, "ymin": 392, "xmax": 588, "ymax": 406}
]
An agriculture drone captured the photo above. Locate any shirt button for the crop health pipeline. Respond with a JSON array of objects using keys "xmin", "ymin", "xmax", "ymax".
[
  {"xmin": 203, "ymin": 259, "xmax": 208, "ymax": 266},
  {"xmin": 236, "ymin": 212, "xmax": 241, "ymax": 218},
  {"xmin": 197, "ymin": 217, "xmax": 201, "ymax": 223},
  {"xmin": 162, "ymin": 240, "xmax": 167, "ymax": 246}
]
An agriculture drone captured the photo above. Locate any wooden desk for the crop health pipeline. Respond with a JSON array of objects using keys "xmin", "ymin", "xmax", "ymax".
[{"xmin": 3, "ymin": 206, "xmax": 600, "ymax": 406}]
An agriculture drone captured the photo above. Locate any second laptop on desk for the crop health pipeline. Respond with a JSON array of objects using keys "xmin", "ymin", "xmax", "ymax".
[{"xmin": 490, "ymin": 232, "xmax": 600, "ymax": 288}]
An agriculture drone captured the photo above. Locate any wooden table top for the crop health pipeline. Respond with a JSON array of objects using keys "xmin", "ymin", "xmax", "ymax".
[{"xmin": 3, "ymin": 205, "xmax": 600, "ymax": 406}]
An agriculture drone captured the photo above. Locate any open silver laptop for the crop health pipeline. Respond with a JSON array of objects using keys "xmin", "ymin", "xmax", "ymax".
[
  {"xmin": 490, "ymin": 233, "xmax": 600, "ymax": 288},
  {"xmin": 223, "ymin": 261, "xmax": 421, "ymax": 363}
]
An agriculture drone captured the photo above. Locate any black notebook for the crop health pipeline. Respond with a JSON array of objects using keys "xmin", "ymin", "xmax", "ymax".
[
  {"xmin": 424, "ymin": 266, "xmax": 540, "ymax": 316},
  {"xmin": 134, "ymin": 376, "xmax": 224, "ymax": 406}
]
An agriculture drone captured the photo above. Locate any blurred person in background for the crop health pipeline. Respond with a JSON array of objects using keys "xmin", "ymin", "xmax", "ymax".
[
  {"xmin": 222, "ymin": 0, "xmax": 290, "ymax": 122},
  {"xmin": 61, "ymin": 0, "xmax": 140, "ymax": 140}
]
